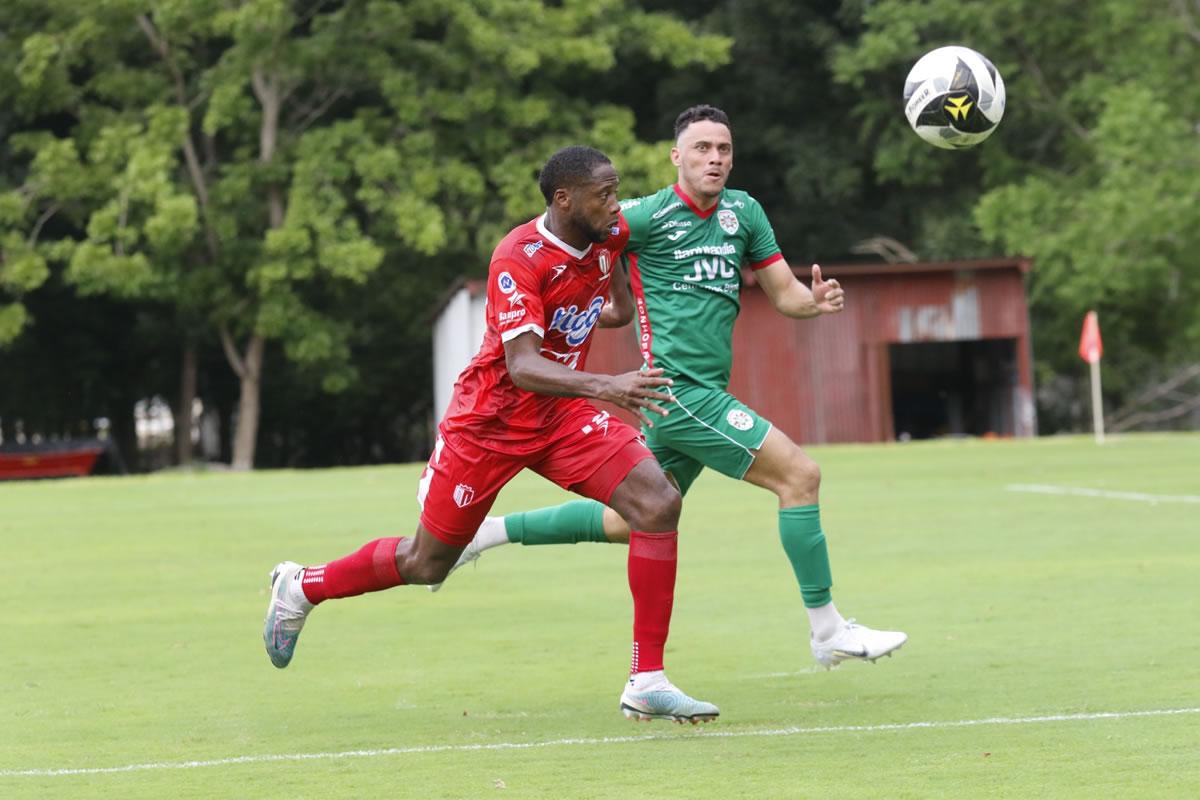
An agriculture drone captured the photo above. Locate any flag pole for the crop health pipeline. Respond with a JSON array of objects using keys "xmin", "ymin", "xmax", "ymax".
[
  {"xmin": 1079, "ymin": 310, "xmax": 1105, "ymax": 445},
  {"xmin": 1089, "ymin": 356, "xmax": 1104, "ymax": 444}
]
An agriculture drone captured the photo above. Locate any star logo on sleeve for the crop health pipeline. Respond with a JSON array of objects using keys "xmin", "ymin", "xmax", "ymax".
[{"xmin": 506, "ymin": 290, "xmax": 525, "ymax": 307}]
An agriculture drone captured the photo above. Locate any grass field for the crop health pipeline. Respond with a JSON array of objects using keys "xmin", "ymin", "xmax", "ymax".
[{"xmin": 2, "ymin": 433, "xmax": 1198, "ymax": 798}]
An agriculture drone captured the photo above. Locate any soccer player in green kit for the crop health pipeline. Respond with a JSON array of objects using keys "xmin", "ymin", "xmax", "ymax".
[{"xmin": 435, "ymin": 105, "xmax": 907, "ymax": 668}]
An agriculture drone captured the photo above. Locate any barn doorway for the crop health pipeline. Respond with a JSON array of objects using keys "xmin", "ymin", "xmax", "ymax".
[{"xmin": 888, "ymin": 338, "xmax": 1019, "ymax": 440}]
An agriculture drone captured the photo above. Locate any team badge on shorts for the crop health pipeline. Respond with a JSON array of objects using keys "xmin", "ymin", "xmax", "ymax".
[
  {"xmin": 726, "ymin": 408, "xmax": 754, "ymax": 431},
  {"xmin": 718, "ymin": 209, "xmax": 739, "ymax": 235},
  {"xmin": 453, "ymin": 483, "xmax": 475, "ymax": 508}
]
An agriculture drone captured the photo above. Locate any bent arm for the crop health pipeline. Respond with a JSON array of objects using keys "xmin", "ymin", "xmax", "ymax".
[
  {"xmin": 599, "ymin": 256, "xmax": 635, "ymax": 328},
  {"xmin": 756, "ymin": 259, "xmax": 821, "ymax": 319},
  {"xmin": 504, "ymin": 332, "xmax": 607, "ymax": 398},
  {"xmin": 503, "ymin": 332, "xmax": 674, "ymax": 425}
]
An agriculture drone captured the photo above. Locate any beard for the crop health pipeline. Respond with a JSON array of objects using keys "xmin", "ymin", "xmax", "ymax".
[{"xmin": 573, "ymin": 212, "xmax": 611, "ymax": 244}]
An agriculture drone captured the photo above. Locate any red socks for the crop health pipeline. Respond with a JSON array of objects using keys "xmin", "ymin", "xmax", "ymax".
[
  {"xmin": 627, "ymin": 531, "xmax": 678, "ymax": 674},
  {"xmin": 301, "ymin": 537, "xmax": 407, "ymax": 604}
]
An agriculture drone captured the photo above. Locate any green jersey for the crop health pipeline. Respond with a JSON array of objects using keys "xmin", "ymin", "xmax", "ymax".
[{"xmin": 620, "ymin": 184, "xmax": 783, "ymax": 388}]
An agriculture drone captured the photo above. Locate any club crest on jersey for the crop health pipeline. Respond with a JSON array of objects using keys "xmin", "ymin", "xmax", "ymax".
[
  {"xmin": 452, "ymin": 483, "xmax": 475, "ymax": 508},
  {"xmin": 598, "ymin": 250, "xmax": 611, "ymax": 277},
  {"xmin": 726, "ymin": 409, "xmax": 754, "ymax": 431},
  {"xmin": 549, "ymin": 296, "xmax": 605, "ymax": 347},
  {"xmin": 497, "ymin": 271, "xmax": 517, "ymax": 294},
  {"xmin": 718, "ymin": 209, "xmax": 739, "ymax": 235}
]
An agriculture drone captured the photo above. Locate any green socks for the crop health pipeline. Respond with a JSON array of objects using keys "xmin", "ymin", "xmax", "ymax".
[
  {"xmin": 778, "ymin": 505, "xmax": 834, "ymax": 608},
  {"xmin": 504, "ymin": 500, "xmax": 609, "ymax": 545},
  {"xmin": 501, "ymin": 501, "xmax": 835, "ymax": 610}
]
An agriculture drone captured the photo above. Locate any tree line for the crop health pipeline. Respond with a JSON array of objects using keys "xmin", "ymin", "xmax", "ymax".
[{"xmin": 2, "ymin": 0, "xmax": 1196, "ymax": 470}]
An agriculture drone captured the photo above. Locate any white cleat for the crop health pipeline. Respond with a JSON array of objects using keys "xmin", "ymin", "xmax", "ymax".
[
  {"xmin": 619, "ymin": 678, "xmax": 719, "ymax": 725},
  {"xmin": 428, "ymin": 535, "xmax": 483, "ymax": 592},
  {"xmin": 811, "ymin": 618, "xmax": 908, "ymax": 669},
  {"xmin": 263, "ymin": 561, "xmax": 313, "ymax": 669}
]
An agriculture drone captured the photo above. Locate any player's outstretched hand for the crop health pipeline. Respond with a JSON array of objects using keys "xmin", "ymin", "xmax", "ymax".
[
  {"xmin": 812, "ymin": 264, "xmax": 845, "ymax": 314},
  {"xmin": 601, "ymin": 368, "xmax": 674, "ymax": 428}
]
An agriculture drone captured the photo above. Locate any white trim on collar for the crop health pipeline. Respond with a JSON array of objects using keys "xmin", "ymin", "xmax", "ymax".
[{"xmin": 537, "ymin": 213, "xmax": 591, "ymax": 260}]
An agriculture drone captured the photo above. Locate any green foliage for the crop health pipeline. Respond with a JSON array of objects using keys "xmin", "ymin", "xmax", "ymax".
[
  {"xmin": 836, "ymin": 0, "xmax": 1200, "ymax": 414},
  {"xmin": 0, "ymin": 0, "xmax": 730, "ymax": 463}
]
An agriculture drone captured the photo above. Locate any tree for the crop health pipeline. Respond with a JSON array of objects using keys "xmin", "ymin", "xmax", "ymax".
[
  {"xmin": 834, "ymin": 0, "xmax": 1200, "ymax": 422},
  {"xmin": 1, "ymin": 0, "xmax": 728, "ymax": 468}
]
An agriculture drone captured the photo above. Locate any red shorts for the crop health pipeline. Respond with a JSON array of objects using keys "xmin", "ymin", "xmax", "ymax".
[{"xmin": 417, "ymin": 404, "xmax": 654, "ymax": 546}]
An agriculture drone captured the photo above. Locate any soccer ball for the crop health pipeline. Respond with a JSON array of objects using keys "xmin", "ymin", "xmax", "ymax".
[{"xmin": 903, "ymin": 46, "xmax": 1006, "ymax": 149}]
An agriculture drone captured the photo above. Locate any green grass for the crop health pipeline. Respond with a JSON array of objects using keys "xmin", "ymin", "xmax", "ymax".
[{"xmin": 2, "ymin": 433, "xmax": 1198, "ymax": 798}]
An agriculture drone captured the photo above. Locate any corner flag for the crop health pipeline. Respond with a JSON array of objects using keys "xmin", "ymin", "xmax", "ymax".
[
  {"xmin": 1079, "ymin": 311, "xmax": 1104, "ymax": 443},
  {"xmin": 1079, "ymin": 310, "xmax": 1103, "ymax": 364}
]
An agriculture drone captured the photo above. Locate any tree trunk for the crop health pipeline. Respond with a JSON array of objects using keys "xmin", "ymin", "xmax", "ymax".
[
  {"xmin": 230, "ymin": 334, "xmax": 265, "ymax": 471},
  {"xmin": 175, "ymin": 341, "xmax": 197, "ymax": 466},
  {"xmin": 108, "ymin": 398, "xmax": 140, "ymax": 473}
]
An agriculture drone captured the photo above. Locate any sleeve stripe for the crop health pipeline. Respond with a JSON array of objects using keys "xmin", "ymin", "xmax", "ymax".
[
  {"xmin": 500, "ymin": 323, "xmax": 545, "ymax": 342},
  {"xmin": 749, "ymin": 252, "xmax": 785, "ymax": 271}
]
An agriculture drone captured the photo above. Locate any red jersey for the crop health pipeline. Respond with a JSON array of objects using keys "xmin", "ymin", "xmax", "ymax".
[{"xmin": 440, "ymin": 213, "xmax": 630, "ymax": 454}]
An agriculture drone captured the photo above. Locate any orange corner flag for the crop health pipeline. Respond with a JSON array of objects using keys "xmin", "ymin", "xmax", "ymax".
[{"xmin": 1079, "ymin": 311, "xmax": 1103, "ymax": 364}]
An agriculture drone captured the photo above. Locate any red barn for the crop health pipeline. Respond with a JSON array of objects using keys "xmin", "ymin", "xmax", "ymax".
[
  {"xmin": 583, "ymin": 257, "xmax": 1036, "ymax": 443},
  {"xmin": 432, "ymin": 257, "xmax": 1035, "ymax": 444}
]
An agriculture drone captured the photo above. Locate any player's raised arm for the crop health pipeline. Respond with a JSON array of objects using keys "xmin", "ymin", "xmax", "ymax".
[
  {"xmin": 756, "ymin": 260, "xmax": 845, "ymax": 319},
  {"xmin": 503, "ymin": 332, "xmax": 672, "ymax": 427}
]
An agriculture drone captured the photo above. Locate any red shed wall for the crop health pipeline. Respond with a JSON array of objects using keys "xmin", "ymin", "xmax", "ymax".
[{"xmin": 584, "ymin": 260, "xmax": 1034, "ymax": 444}]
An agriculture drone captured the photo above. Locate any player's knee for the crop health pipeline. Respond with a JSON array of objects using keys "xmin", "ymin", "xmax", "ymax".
[
  {"xmin": 787, "ymin": 451, "xmax": 821, "ymax": 497},
  {"xmin": 626, "ymin": 482, "xmax": 681, "ymax": 532},
  {"xmin": 403, "ymin": 556, "xmax": 452, "ymax": 585}
]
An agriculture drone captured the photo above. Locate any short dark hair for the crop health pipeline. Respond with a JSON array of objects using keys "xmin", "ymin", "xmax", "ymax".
[
  {"xmin": 673, "ymin": 104, "xmax": 732, "ymax": 140},
  {"xmin": 538, "ymin": 146, "xmax": 612, "ymax": 204}
]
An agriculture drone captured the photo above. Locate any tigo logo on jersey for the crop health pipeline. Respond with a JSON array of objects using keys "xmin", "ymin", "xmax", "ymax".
[
  {"xmin": 523, "ymin": 240, "xmax": 544, "ymax": 258},
  {"xmin": 718, "ymin": 209, "xmax": 739, "ymax": 235},
  {"xmin": 549, "ymin": 296, "xmax": 605, "ymax": 346},
  {"xmin": 453, "ymin": 483, "xmax": 475, "ymax": 508},
  {"xmin": 726, "ymin": 409, "xmax": 754, "ymax": 431},
  {"xmin": 497, "ymin": 271, "xmax": 517, "ymax": 294}
]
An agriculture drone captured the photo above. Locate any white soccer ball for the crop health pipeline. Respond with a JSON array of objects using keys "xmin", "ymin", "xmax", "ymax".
[{"xmin": 903, "ymin": 45, "xmax": 1006, "ymax": 149}]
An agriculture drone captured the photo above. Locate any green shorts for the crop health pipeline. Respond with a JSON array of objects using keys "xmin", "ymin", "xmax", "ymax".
[{"xmin": 643, "ymin": 381, "xmax": 772, "ymax": 497}]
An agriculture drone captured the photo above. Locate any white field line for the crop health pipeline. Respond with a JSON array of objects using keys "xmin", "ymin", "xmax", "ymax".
[
  {"xmin": 1006, "ymin": 483, "xmax": 1200, "ymax": 504},
  {"xmin": 3, "ymin": 707, "xmax": 1198, "ymax": 779}
]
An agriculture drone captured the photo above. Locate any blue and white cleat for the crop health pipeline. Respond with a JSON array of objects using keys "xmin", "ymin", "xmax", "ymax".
[
  {"xmin": 811, "ymin": 618, "xmax": 907, "ymax": 669},
  {"xmin": 619, "ymin": 677, "xmax": 719, "ymax": 725},
  {"xmin": 263, "ymin": 561, "xmax": 312, "ymax": 669}
]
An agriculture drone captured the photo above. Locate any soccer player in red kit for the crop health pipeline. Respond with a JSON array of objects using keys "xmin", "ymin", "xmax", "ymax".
[{"xmin": 263, "ymin": 146, "xmax": 719, "ymax": 724}]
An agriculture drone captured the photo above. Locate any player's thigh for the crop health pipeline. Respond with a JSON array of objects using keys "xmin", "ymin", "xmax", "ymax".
[
  {"xmin": 741, "ymin": 425, "xmax": 820, "ymax": 502},
  {"xmin": 652, "ymin": 383, "xmax": 771, "ymax": 482},
  {"xmin": 417, "ymin": 433, "xmax": 524, "ymax": 547},
  {"xmin": 531, "ymin": 402, "xmax": 656, "ymax": 505}
]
